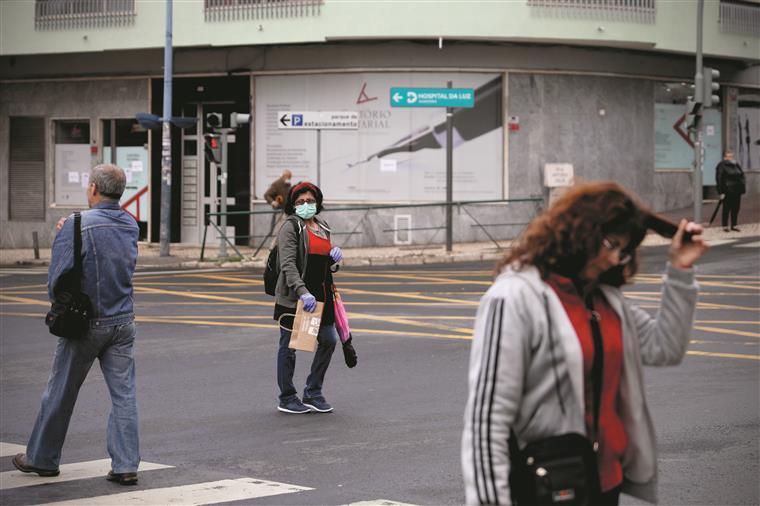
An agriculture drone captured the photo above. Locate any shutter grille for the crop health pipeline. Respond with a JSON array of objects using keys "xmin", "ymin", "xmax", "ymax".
[{"xmin": 9, "ymin": 117, "xmax": 45, "ymax": 220}]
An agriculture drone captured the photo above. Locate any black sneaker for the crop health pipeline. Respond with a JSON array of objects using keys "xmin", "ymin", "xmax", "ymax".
[
  {"xmin": 277, "ymin": 397, "xmax": 310, "ymax": 414},
  {"xmin": 731, "ymin": 227, "xmax": 740, "ymax": 232},
  {"xmin": 303, "ymin": 397, "xmax": 333, "ymax": 413},
  {"xmin": 11, "ymin": 454, "xmax": 60, "ymax": 477}
]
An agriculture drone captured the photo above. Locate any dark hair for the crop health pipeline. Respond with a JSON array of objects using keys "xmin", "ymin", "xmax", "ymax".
[
  {"xmin": 284, "ymin": 181, "xmax": 324, "ymax": 215},
  {"xmin": 496, "ymin": 181, "xmax": 649, "ymax": 287}
]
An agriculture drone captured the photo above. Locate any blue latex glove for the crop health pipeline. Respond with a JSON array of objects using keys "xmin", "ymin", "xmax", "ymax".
[
  {"xmin": 330, "ymin": 246, "xmax": 343, "ymax": 263},
  {"xmin": 300, "ymin": 293, "xmax": 317, "ymax": 312}
]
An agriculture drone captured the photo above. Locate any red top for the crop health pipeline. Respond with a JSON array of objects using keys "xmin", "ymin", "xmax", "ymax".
[
  {"xmin": 307, "ymin": 227, "xmax": 331, "ymax": 255},
  {"xmin": 547, "ymin": 273, "xmax": 628, "ymax": 493}
]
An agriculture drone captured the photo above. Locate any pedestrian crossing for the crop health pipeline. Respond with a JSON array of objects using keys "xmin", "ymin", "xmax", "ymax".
[{"xmin": 0, "ymin": 442, "xmax": 413, "ymax": 505}]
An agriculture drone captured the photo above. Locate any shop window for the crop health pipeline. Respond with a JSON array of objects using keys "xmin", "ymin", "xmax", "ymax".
[
  {"xmin": 9, "ymin": 117, "xmax": 45, "ymax": 220},
  {"xmin": 727, "ymin": 87, "xmax": 760, "ymax": 170},
  {"xmin": 54, "ymin": 119, "xmax": 91, "ymax": 206},
  {"xmin": 102, "ymin": 119, "xmax": 149, "ymax": 239},
  {"xmin": 654, "ymin": 82, "xmax": 722, "ymax": 185}
]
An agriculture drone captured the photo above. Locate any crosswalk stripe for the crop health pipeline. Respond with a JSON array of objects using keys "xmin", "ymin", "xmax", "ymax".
[
  {"xmin": 0, "ymin": 459, "xmax": 172, "ymax": 490},
  {"xmin": 37, "ymin": 477, "xmax": 313, "ymax": 505},
  {"xmin": 0, "ymin": 442, "xmax": 26, "ymax": 457},
  {"xmin": 348, "ymin": 501, "xmax": 418, "ymax": 506},
  {"xmin": 735, "ymin": 241, "xmax": 760, "ymax": 248}
]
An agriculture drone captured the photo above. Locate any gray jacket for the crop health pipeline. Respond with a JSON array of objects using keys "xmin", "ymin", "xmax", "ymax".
[
  {"xmin": 462, "ymin": 263, "xmax": 698, "ymax": 505},
  {"xmin": 274, "ymin": 214, "xmax": 339, "ymax": 308}
]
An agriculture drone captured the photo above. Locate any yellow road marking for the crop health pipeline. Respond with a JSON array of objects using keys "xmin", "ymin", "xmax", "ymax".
[
  {"xmin": 346, "ymin": 311, "xmax": 472, "ymax": 335},
  {"xmin": 694, "ymin": 320, "xmax": 760, "ymax": 325},
  {"xmin": 342, "ymin": 272, "xmax": 492, "ymax": 286},
  {"xmin": 0, "ymin": 283, "xmax": 47, "ymax": 292},
  {"xmin": 339, "ymin": 287, "xmax": 479, "ymax": 306},
  {"xmin": 133, "ymin": 286, "xmax": 269, "ymax": 307},
  {"xmin": 185, "ymin": 273, "xmax": 262, "ymax": 285},
  {"xmin": 0, "ymin": 294, "xmax": 48, "ymax": 307},
  {"xmin": 687, "ymin": 350, "xmax": 760, "ymax": 361},
  {"xmin": 693, "ymin": 325, "xmax": 760, "ymax": 338}
]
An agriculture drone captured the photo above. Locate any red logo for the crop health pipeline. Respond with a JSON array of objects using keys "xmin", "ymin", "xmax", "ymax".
[{"xmin": 356, "ymin": 82, "xmax": 377, "ymax": 105}]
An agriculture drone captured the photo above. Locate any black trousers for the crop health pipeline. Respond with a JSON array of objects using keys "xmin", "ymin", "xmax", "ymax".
[
  {"xmin": 721, "ymin": 193, "xmax": 742, "ymax": 228},
  {"xmin": 598, "ymin": 485, "xmax": 622, "ymax": 506}
]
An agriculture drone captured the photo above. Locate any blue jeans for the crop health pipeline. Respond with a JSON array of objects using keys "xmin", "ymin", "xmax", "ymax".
[
  {"xmin": 277, "ymin": 324, "xmax": 337, "ymax": 402},
  {"xmin": 26, "ymin": 322, "xmax": 140, "ymax": 473}
]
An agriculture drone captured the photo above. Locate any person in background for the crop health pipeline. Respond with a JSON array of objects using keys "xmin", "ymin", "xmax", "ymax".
[
  {"xmin": 273, "ymin": 181, "xmax": 343, "ymax": 414},
  {"xmin": 715, "ymin": 149, "xmax": 746, "ymax": 232},
  {"xmin": 13, "ymin": 164, "xmax": 141, "ymax": 486},
  {"xmin": 462, "ymin": 181, "xmax": 709, "ymax": 505},
  {"xmin": 262, "ymin": 170, "xmax": 293, "ymax": 249}
]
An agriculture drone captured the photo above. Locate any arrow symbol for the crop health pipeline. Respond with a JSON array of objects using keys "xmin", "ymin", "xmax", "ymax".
[
  {"xmin": 279, "ymin": 114, "xmax": 290, "ymax": 127},
  {"xmin": 392, "ymin": 92, "xmax": 403, "ymax": 103},
  {"xmin": 407, "ymin": 91, "xmax": 418, "ymax": 104}
]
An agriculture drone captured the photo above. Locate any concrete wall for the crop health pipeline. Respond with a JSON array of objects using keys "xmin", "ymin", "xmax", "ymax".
[{"xmin": 0, "ymin": 78, "xmax": 149, "ymax": 248}]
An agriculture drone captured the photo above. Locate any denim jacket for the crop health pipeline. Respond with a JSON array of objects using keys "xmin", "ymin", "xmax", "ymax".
[{"xmin": 48, "ymin": 201, "xmax": 139, "ymax": 327}]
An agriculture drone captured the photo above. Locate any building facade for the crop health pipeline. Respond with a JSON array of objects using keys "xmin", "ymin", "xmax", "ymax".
[{"xmin": 1, "ymin": 0, "xmax": 759, "ymax": 249}]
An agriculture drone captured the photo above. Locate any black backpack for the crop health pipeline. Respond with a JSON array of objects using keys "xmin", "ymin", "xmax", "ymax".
[{"xmin": 263, "ymin": 219, "xmax": 300, "ymax": 296}]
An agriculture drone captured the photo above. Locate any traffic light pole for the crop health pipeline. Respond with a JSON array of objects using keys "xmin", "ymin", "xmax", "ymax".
[
  {"xmin": 219, "ymin": 129, "xmax": 230, "ymax": 258},
  {"xmin": 693, "ymin": 0, "xmax": 704, "ymax": 224},
  {"xmin": 445, "ymin": 81, "xmax": 453, "ymax": 253},
  {"xmin": 159, "ymin": 0, "xmax": 173, "ymax": 256}
]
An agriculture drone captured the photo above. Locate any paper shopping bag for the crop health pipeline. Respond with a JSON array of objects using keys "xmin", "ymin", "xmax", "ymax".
[{"xmin": 289, "ymin": 299, "xmax": 323, "ymax": 352}]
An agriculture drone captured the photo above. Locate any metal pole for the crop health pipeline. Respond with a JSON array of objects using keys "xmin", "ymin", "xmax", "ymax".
[
  {"xmin": 445, "ymin": 81, "xmax": 453, "ymax": 253},
  {"xmin": 694, "ymin": 0, "xmax": 704, "ymax": 224},
  {"xmin": 159, "ymin": 0, "xmax": 173, "ymax": 256},
  {"xmin": 219, "ymin": 129, "xmax": 229, "ymax": 258},
  {"xmin": 316, "ymin": 129, "xmax": 321, "ymax": 187}
]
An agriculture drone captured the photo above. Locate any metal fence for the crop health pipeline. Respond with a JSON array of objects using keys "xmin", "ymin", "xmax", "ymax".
[
  {"xmin": 201, "ymin": 198, "xmax": 545, "ymax": 260},
  {"xmin": 35, "ymin": 0, "xmax": 136, "ymax": 30},
  {"xmin": 204, "ymin": 0, "xmax": 322, "ymax": 22},
  {"xmin": 526, "ymin": 0, "xmax": 656, "ymax": 23},
  {"xmin": 720, "ymin": 0, "xmax": 760, "ymax": 37}
]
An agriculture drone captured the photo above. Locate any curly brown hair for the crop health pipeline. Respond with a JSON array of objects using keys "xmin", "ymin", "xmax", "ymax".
[{"xmin": 496, "ymin": 181, "xmax": 649, "ymax": 287}]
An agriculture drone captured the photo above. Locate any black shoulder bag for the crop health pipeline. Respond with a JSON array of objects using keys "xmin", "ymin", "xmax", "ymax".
[
  {"xmin": 508, "ymin": 294, "xmax": 603, "ymax": 506},
  {"xmin": 45, "ymin": 212, "xmax": 92, "ymax": 339}
]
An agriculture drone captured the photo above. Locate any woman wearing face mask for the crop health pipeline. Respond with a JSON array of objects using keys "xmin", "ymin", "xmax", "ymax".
[
  {"xmin": 273, "ymin": 182, "xmax": 343, "ymax": 414},
  {"xmin": 462, "ymin": 182, "xmax": 709, "ymax": 505}
]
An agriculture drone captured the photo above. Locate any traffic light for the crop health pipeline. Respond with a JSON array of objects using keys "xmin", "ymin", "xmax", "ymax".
[
  {"xmin": 204, "ymin": 133, "xmax": 222, "ymax": 164},
  {"xmin": 702, "ymin": 67, "xmax": 720, "ymax": 108},
  {"xmin": 205, "ymin": 112, "xmax": 223, "ymax": 130}
]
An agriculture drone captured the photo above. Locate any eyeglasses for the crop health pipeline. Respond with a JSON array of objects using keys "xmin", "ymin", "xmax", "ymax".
[
  {"xmin": 294, "ymin": 198, "xmax": 316, "ymax": 206},
  {"xmin": 602, "ymin": 237, "xmax": 632, "ymax": 265}
]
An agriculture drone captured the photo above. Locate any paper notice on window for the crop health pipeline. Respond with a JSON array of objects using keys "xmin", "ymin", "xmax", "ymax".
[
  {"xmin": 129, "ymin": 160, "xmax": 143, "ymax": 172},
  {"xmin": 80, "ymin": 172, "xmax": 90, "ymax": 188},
  {"xmin": 125, "ymin": 169, "xmax": 133, "ymax": 183},
  {"xmin": 706, "ymin": 125, "xmax": 715, "ymax": 136},
  {"xmin": 380, "ymin": 159, "xmax": 397, "ymax": 172},
  {"xmin": 68, "ymin": 171, "xmax": 80, "ymax": 183}
]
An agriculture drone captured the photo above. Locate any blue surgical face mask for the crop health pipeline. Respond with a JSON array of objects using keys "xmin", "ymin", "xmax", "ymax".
[{"xmin": 295, "ymin": 202, "xmax": 317, "ymax": 220}]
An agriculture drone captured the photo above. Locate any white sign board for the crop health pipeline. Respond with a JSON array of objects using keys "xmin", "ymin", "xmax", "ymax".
[
  {"xmin": 544, "ymin": 163, "xmax": 574, "ymax": 188},
  {"xmin": 278, "ymin": 111, "xmax": 359, "ymax": 130}
]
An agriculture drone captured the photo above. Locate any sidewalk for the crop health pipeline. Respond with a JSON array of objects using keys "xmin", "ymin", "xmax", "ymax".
[{"xmin": 2, "ymin": 199, "xmax": 758, "ymax": 270}]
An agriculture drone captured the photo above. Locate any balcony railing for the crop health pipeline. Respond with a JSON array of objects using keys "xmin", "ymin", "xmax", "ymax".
[
  {"xmin": 35, "ymin": 0, "xmax": 136, "ymax": 30},
  {"xmin": 204, "ymin": 0, "xmax": 321, "ymax": 22},
  {"xmin": 720, "ymin": 0, "xmax": 760, "ymax": 37},
  {"xmin": 527, "ymin": 0, "xmax": 656, "ymax": 24}
]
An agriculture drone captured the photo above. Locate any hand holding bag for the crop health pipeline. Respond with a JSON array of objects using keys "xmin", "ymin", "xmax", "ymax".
[
  {"xmin": 508, "ymin": 294, "xmax": 602, "ymax": 506},
  {"xmin": 45, "ymin": 212, "xmax": 92, "ymax": 339}
]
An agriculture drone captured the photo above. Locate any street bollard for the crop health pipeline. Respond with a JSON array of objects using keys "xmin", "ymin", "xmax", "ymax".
[{"xmin": 32, "ymin": 231, "xmax": 40, "ymax": 260}]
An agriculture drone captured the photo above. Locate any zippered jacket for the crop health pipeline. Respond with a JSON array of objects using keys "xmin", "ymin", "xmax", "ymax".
[
  {"xmin": 461, "ymin": 263, "xmax": 698, "ymax": 505},
  {"xmin": 274, "ymin": 214, "xmax": 338, "ymax": 308}
]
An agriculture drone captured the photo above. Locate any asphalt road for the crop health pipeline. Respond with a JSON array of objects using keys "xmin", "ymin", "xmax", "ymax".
[{"xmin": 0, "ymin": 237, "xmax": 758, "ymax": 505}]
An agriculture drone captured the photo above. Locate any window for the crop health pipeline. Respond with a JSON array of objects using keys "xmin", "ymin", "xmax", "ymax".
[
  {"xmin": 9, "ymin": 118, "xmax": 45, "ymax": 220},
  {"xmin": 54, "ymin": 119, "xmax": 91, "ymax": 206},
  {"xmin": 35, "ymin": 0, "xmax": 136, "ymax": 30},
  {"xmin": 720, "ymin": 0, "xmax": 760, "ymax": 37},
  {"xmin": 527, "ymin": 0, "xmax": 655, "ymax": 23},
  {"xmin": 204, "ymin": 0, "xmax": 321, "ymax": 22},
  {"xmin": 102, "ymin": 119, "xmax": 149, "ymax": 228}
]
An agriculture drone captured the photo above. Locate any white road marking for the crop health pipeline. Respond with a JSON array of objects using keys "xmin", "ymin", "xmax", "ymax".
[
  {"xmin": 735, "ymin": 241, "xmax": 760, "ymax": 248},
  {"xmin": 38, "ymin": 477, "xmax": 313, "ymax": 505},
  {"xmin": 0, "ymin": 442, "xmax": 26, "ymax": 457},
  {"xmin": 0, "ymin": 459, "xmax": 172, "ymax": 490},
  {"xmin": 347, "ymin": 501, "xmax": 418, "ymax": 506}
]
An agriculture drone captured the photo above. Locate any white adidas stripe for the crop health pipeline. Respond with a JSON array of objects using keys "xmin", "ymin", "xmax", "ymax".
[
  {"xmin": 0, "ymin": 458, "xmax": 172, "ymax": 490},
  {"xmin": 0, "ymin": 442, "xmax": 26, "ymax": 457},
  {"xmin": 37, "ymin": 477, "xmax": 313, "ymax": 505}
]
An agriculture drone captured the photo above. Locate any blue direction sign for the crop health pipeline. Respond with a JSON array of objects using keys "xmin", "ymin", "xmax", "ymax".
[{"xmin": 390, "ymin": 87, "xmax": 474, "ymax": 108}]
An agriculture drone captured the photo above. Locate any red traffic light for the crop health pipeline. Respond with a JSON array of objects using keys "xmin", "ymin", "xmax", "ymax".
[{"xmin": 210, "ymin": 138, "xmax": 219, "ymax": 149}]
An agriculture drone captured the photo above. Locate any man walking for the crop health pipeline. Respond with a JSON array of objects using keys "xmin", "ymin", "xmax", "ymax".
[
  {"xmin": 12, "ymin": 164, "xmax": 141, "ymax": 486},
  {"xmin": 715, "ymin": 149, "xmax": 746, "ymax": 232}
]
